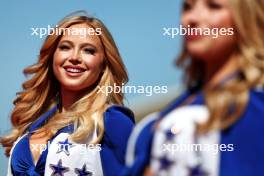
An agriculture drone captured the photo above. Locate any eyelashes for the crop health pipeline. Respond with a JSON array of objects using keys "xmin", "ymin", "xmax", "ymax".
[
  {"xmin": 58, "ymin": 44, "xmax": 70, "ymax": 51},
  {"xmin": 207, "ymin": 1, "xmax": 222, "ymax": 9},
  {"xmin": 83, "ymin": 48, "xmax": 96, "ymax": 55},
  {"xmin": 182, "ymin": 0, "xmax": 223, "ymax": 11},
  {"xmin": 183, "ymin": 1, "xmax": 192, "ymax": 11},
  {"xmin": 58, "ymin": 44, "xmax": 96, "ymax": 55}
]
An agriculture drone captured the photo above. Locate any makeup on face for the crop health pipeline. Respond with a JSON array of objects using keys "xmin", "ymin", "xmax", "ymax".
[
  {"xmin": 181, "ymin": 0, "xmax": 237, "ymax": 61},
  {"xmin": 53, "ymin": 23, "xmax": 104, "ymax": 92}
]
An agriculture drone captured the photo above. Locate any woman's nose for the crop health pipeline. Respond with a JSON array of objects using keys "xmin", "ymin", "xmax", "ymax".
[{"xmin": 69, "ymin": 49, "xmax": 81, "ymax": 64}]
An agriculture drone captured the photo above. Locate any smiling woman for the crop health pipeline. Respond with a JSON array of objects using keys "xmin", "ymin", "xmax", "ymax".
[
  {"xmin": 53, "ymin": 23, "xmax": 106, "ymax": 108},
  {"xmin": 0, "ymin": 12, "xmax": 134, "ymax": 176}
]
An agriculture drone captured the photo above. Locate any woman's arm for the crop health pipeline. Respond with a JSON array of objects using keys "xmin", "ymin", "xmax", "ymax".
[{"xmin": 100, "ymin": 105, "xmax": 135, "ymax": 176}]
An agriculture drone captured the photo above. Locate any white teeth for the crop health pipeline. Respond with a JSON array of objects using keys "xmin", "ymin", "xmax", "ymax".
[{"xmin": 65, "ymin": 68, "xmax": 82, "ymax": 73}]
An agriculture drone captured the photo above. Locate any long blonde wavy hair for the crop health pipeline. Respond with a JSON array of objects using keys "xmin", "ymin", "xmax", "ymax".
[
  {"xmin": 177, "ymin": 0, "xmax": 264, "ymax": 132},
  {"xmin": 1, "ymin": 13, "xmax": 128, "ymax": 156}
]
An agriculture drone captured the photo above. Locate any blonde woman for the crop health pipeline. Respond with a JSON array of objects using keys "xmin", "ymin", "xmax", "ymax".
[
  {"xmin": 1, "ymin": 13, "xmax": 134, "ymax": 176},
  {"xmin": 124, "ymin": 0, "xmax": 264, "ymax": 175}
]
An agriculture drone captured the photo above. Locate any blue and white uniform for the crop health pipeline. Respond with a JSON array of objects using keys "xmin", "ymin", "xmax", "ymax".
[
  {"xmin": 8, "ymin": 105, "xmax": 135, "ymax": 176},
  {"xmin": 124, "ymin": 87, "xmax": 264, "ymax": 176}
]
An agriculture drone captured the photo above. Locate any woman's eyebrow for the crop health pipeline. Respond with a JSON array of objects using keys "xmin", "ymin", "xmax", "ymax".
[
  {"xmin": 58, "ymin": 40, "xmax": 73, "ymax": 45},
  {"xmin": 58, "ymin": 40, "xmax": 97, "ymax": 49},
  {"xmin": 185, "ymin": 0, "xmax": 196, "ymax": 4},
  {"xmin": 80, "ymin": 42, "xmax": 97, "ymax": 49}
]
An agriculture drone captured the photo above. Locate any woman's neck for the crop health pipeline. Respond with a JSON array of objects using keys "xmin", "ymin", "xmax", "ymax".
[
  {"xmin": 60, "ymin": 88, "xmax": 86, "ymax": 112},
  {"xmin": 203, "ymin": 53, "xmax": 238, "ymax": 89}
]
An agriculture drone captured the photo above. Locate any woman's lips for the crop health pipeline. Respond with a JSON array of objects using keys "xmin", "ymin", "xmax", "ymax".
[
  {"xmin": 185, "ymin": 33, "xmax": 203, "ymax": 41},
  {"xmin": 63, "ymin": 65, "xmax": 86, "ymax": 77}
]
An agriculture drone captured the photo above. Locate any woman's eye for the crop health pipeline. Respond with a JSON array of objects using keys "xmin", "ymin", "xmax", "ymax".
[
  {"xmin": 208, "ymin": 1, "xmax": 222, "ymax": 9},
  {"xmin": 183, "ymin": 2, "xmax": 192, "ymax": 11},
  {"xmin": 83, "ymin": 48, "xmax": 95, "ymax": 55},
  {"xmin": 58, "ymin": 45, "xmax": 70, "ymax": 50}
]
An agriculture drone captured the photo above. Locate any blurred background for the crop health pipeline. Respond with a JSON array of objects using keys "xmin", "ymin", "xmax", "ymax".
[{"xmin": 0, "ymin": 0, "xmax": 184, "ymax": 173}]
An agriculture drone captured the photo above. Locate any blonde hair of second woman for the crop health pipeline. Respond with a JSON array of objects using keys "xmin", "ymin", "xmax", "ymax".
[{"xmin": 177, "ymin": 0, "xmax": 264, "ymax": 133}]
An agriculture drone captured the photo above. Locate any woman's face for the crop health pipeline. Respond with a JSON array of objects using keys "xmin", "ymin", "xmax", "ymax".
[
  {"xmin": 53, "ymin": 23, "xmax": 104, "ymax": 92},
  {"xmin": 181, "ymin": 0, "xmax": 237, "ymax": 61}
]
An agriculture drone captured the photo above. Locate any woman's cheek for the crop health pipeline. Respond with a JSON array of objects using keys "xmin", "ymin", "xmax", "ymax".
[
  {"xmin": 211, "ymin": 11, "xmax": 233, "ymax": 29},
  {"xmin": 53, "ymin": 51, "xmax": 66, "ymax": 76},
  {"xmin": 57, "ymin": 51, "xmax": 71, "ymax": 61},
  {"xmin": 83, "ymin": 55, "xmax": 101, "ymax": 69}
]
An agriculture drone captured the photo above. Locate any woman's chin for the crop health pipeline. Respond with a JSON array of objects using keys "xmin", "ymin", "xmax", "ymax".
[
  {"xmin": 61, "ymin": 82, "xmax": 86, "ymax": 92},
  {"xmin": 186, "ymin": 43, "xmax": 214, "ymax": 60}
]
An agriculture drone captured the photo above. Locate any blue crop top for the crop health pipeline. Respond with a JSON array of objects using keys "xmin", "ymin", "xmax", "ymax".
[
  {"xmin": 10, "ymin": 105, "xmax": 135, "ymax": 176},
  {"xmin": 11, "ymin": 105, "xmax": 74, "ymax": 175}
]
